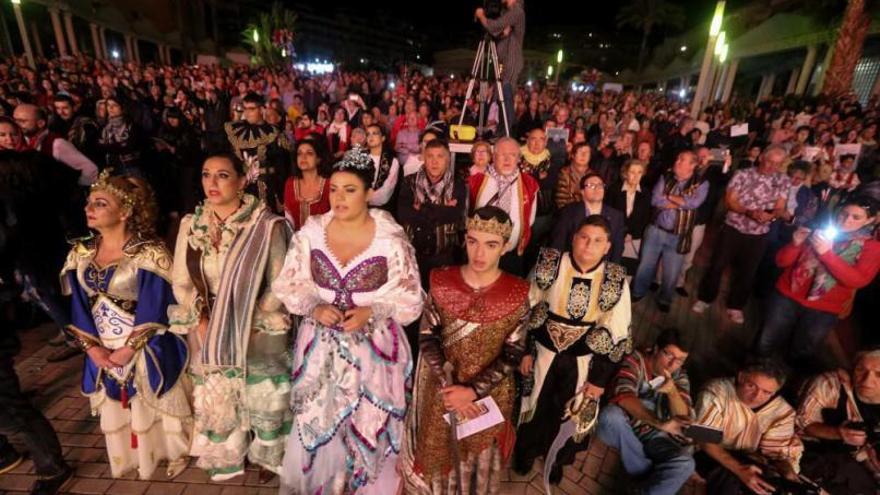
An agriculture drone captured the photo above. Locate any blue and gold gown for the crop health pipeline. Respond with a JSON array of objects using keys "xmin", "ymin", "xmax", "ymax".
[{"xmin": 61, "ymin": 235, "xmax": 192, "ymax": 480}]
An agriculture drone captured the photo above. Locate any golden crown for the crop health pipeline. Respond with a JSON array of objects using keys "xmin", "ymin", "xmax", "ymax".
[
  {"xmin": 91, "ymin": 169, "xmax": 134, "ymax": 209},
  {"xmin": 467, "ymin": 215, "xmax": 513, "ymax": 240}
]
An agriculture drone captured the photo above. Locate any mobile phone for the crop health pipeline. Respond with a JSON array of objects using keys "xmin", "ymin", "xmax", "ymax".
[
  {"xmin": 349, "ymin": 94, "xmax": 359, "ymax": 101},
  {"xmin": 683, "ymin": 424, "xmax": 723, "ymax": 443}
]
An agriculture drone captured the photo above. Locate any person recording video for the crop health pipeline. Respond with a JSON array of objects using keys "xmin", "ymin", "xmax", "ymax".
[{"xmin": 474, "ymin": 0, "xmax": 524, "ymax": 136}]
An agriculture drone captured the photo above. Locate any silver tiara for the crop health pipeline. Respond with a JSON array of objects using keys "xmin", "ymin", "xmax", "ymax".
[{"xmin": 334, "ymin": 146, "xmax": 375, "ymax": 172}]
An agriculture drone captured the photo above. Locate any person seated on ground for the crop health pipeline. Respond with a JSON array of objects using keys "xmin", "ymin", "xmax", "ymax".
[
  {"xmin": 596, "ymin": 327, "xmax": 695, "ymax": 495},
  {"xmin": 796, "ymin": 349, "xmax": 880, "ymax": 493},
  {"xmin": 695, "ymin": 358, "xmax": 804, "ymax": 495}
]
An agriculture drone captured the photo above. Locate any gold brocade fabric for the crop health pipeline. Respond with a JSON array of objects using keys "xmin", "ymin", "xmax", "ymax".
[{"xmin": 412, "ymin": 269, "xmax": 529, "ymax": 482}]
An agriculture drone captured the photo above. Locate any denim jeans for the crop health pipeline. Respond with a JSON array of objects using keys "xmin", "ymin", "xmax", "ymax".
[
  {"xmin": 754, "ymin": 289, "xmax": 840, "ymax": 361},
  {"xmin": 0, "ymin": 357, "xmax": 68, "ymax": 477},
  {"xmin": 633, "ymin": 225, "xmax": 686, "ymax": 306},
  {"xmin": 597, "ymin": 405, "xmax": 695, "ymax": 495}
]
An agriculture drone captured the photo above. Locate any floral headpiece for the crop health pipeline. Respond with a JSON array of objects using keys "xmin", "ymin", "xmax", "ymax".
[
  {"xmin": 467, "ymin": 213, "xmax": 513, "ymax": 241},
  {"xmin": 91, "ymin": 169, "xmax": 134, "ymax": 209},
  {"xmin": 333, "ymin": 145, "xmax": 375, "ymax": 174}
]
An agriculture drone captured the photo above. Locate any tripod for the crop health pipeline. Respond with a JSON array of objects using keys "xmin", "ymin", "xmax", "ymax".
[{"xmin": 457, "ymin": 34, "xmax": 510, "ymax": 139}]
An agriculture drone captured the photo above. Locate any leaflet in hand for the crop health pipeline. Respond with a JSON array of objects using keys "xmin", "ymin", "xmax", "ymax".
[{"xmin": 443, "ymin": 396, "xmax": 504, "ymax": 439}]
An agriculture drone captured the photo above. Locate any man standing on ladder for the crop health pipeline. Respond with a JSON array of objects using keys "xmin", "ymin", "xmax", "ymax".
[{"xmin": 475, "ymin": 0, "xmax": 525, "ymax": 137}]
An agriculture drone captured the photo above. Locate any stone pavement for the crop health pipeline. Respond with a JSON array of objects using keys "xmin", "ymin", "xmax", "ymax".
[{"xmin": 0, "ymin": 230, "xmax": 857, "ymax": 494}]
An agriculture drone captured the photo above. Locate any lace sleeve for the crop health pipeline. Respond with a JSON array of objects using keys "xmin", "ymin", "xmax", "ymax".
[
  {"xmin": 167, "ymin": 216, "xmax": 199, "ymax": 335},
  {"xmin": 271, "ymin": 228, "xmax": 323, "ymax": 317},
  {"xmin": 370, "ymin": 236, "xmax": 425, "ymax": 326}
]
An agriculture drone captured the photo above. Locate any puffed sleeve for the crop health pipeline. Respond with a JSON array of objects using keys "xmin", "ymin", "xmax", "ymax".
[
  {"xmin": 370, "ymin": 236, "xmax": 424, "ymax": 326},
  {"xmin": 272, "ymin": 225, "xmax": 323, "ymax": 317},
  {"xmin": 167, "ymin": 215, "xmax": 199, "ymax": 335},
  {"xmin": 253, "ymin": 221, "xmax": 292, "ymax": 335}
]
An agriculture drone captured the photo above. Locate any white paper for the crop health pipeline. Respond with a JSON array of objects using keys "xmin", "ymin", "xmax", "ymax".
[
  {"xmin": 834, "ymin": 143, "xmax": 862, "ymax": 169},
  {"xmin": 730, "ymin": 123, "xmax": 749, "ymax": 137},
  {"xmin": 442, "ymin": 396, "xmax": 505, "ymax": 439},
  {"xmin": 802, "ymin": 146, "xmax": 822, "ymax": 162}
]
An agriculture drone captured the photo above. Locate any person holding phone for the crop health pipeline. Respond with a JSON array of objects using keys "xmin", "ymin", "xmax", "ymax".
[
  {"xmin": 693, "ymin": 145, "xmax": 791, "ymax": 324},
  {"xmin": 596, "ymin": 328, "xmax": 695, "ymax": 495},
  {"xmin": 694, "ymin": 359, "xmax": 803, "ymax": 495},
  {"xmin": 796, "ymin": 349, "xmax": 880, "ymax": 493},
  {"xmin": 754, "ymin": 196, "xmax": 879, "ymax": 364}
]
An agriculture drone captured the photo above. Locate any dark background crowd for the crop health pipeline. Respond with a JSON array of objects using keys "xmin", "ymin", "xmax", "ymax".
[{"xmin": 0, "ymin": 50, "xmax": 879, "ymax": 493}]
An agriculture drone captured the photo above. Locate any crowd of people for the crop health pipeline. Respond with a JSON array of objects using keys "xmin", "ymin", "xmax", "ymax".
[{"xmin": 0, "ymin": 50, "xmax": 878, "ymax": 495}]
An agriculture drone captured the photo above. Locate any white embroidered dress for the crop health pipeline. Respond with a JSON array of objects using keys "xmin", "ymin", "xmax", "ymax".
[{"xmin": 272, "ymin": 209, "xmax": 424, "ymax": 494}]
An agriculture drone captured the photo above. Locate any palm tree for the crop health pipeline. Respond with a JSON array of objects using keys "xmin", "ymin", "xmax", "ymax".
[
  {"xmin": 243, "ymin": 2, "xmax": 297, "ymax": 66},
  {"xmin": 616, "ymin": 0, "xmax": 686, "ymax": 74},
  {"xmin": 812, "ymin": 0, "xmax": 875, "ymax": 96}
]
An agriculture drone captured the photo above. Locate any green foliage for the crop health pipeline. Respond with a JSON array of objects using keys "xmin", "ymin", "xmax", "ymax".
[{"xmin": 242, "ymin": 2, "xmax": 297, "ymax": 66}]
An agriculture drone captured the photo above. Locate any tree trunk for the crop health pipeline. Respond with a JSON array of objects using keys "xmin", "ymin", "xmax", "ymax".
[{"xmin": 822, "ymin": 0, "xmax": 870, "ymax": 97}]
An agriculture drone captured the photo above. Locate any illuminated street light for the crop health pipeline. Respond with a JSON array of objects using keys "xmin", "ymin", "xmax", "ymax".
[
  {"xmin": 252, "ymin": 29, "xmax": 259, "ymax": 43},
  {"xmin": 680, "ymin": 45, "xmax": 687, "ymax": 52},
  {"xmin": 710, "ymin": 1, "xmax": 725, "ymax": 36},
  {"xmin": 111, "ymin": 49, "xmax": 119, "ymax": 59},
  {"xmin": 718, "ymin": 43, "xmax": 729, "ymax": 63},
  {"xmin": 557, "ymin": 49, "xmax": 563, "ymax": 64},
  {"xmin": 547, "ymin": 65, "xmax": 553, "ymax": 78},
  {"xmin": 714, "ymin": 31, "xmax": 726, "ymax": 55}
]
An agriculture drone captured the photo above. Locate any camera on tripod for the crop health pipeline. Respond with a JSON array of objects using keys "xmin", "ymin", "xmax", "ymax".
[{"xmin": 482, "ymin": 0, "xmax": 503, "ymax": 19}]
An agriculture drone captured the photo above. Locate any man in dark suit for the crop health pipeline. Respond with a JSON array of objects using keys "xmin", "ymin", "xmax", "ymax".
[{"xmin": 550, "ymin": 172, "xmax": 625, "ymax": 263}]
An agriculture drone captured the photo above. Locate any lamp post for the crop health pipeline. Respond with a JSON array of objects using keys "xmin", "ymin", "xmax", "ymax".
[
  {"xmin": 547, "ymin": 64, "xmax": 553, "ymax": 80},
  {"xmin": 556, "ymin": 48, "xmax": 562, "ymax": 85},
  {"xmin": 10, "ymin": 0, "xmax": 35, "ymax": 68},
  {"xmin": 691, "ymin": 0, "xmax": 725, "ymax": 118}
]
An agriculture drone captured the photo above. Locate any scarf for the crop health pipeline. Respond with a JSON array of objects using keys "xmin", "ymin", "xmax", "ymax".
[
  {"xmin": 486, "ymin": 164, "xmax": 518, "ymax": 213},
  {"xmin": 100, "ymin": 116, "xmax": 131, "ymax": 145},
  {"xmin": 414, "ymin": 164, "xmax": 454, "ymax": 205},
  {"xmin": 520, "ymin": 145, "xmax": 551, "ymax": 175},
  {"xmin": 790, "ymin": 225, "xmax": 873, "ymax": 301},
  {"xmin": 328, "ymin": 121, "xmax": 348, "ymax": 143}
]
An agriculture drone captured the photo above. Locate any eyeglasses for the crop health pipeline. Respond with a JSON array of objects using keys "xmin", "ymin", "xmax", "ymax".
[
  {"xmin": 660, "ymin": 348, "xmax": 687, "ymax": 366},
  {"xmin": 366, "ymin": 131, "xmax": 382, "ymax": 136},
  {"xmin": 583, "ymin": 183, "xmax": 605, "ymax": 190}
]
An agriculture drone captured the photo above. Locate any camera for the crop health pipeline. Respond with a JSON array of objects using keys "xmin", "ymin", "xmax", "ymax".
[{"xmin": 483, "ymin": 0, "xmax": 503, "ymax": 19}]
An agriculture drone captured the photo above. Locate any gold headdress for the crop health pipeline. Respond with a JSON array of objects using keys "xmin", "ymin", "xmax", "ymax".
[
  {"xmin": 467, "ymin": 213, "xmax": 513, "ymax": 240},
  {"xmin": 91, "ymin": 169, "xmax": 134, "ymax": 210}
]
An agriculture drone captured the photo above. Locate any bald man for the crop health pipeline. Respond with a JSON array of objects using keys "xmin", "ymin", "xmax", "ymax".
[
  {"xmin": 13, "ymin": 103, "xmax": 98, "ymax": 186},
  {"xmin": 468, "ymin": 137, "xmax": 539, "ymax": 275}
]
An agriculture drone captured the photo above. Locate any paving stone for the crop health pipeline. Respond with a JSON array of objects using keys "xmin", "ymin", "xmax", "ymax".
[
  {"xmin": 0, "ymin": 473, "xmax": 36, "ymax": 492},
  {"xmin": 67, "ymin": 477, "xmax": 115, "ymax": 494},
  {"xmin": 106, "ymin": 480, "xmax": 151, "ymax": 495},
  {"xmin": 145, "ymin": 482, "xmax": 187, "ymax": 495}
]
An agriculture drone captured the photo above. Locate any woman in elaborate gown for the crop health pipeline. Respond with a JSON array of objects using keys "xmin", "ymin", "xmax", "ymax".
[
  {"xmin": 168, "ymin": 153, "xmax": 291, "ymax": 481},
  {"xmin": 61, "ymin": 170, "xmax": 191, "ymax": 480},
  {"xmin": 273, "ymin": 147, "xmax": 424, "ymax": 494}
]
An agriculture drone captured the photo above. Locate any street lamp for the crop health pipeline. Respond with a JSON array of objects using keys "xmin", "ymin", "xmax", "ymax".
[
  {"xmin": 546, "ymin": 65, "xmax": 553, "ymax": 79},
  {"xmin": 555, "ymin": 49, "xmax": 562, "ymax": 84},
  {"xmin": 252, "ymin": 29, "xmax": 259, "ymax": 43},
  {"xmin": 680, "ymin": 45, "xmax": 687, "ymax": 52},
  {"xmin": 10, "ymin": 0, "xmax": 35, "ymax": 68},
  {"xmin": 714, "ymin": 31, "xmax": 726, "ymax": 56},
  {"xmin": 718, "ymin": 43, "xmax": 729, "ymax": 63},
  {"xmin": 710, "ymin": 1, "xmax": 725, "ymax": 36},
  {"xmin": 691, "ymin": 0, "xmax": 725, "ymax": 117}
]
